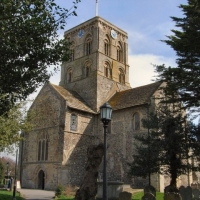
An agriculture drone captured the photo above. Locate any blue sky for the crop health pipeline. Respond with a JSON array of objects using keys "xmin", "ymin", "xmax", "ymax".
[{"xmin": 48, "ymin": 0, "xmax": 188, "ymax": 87}]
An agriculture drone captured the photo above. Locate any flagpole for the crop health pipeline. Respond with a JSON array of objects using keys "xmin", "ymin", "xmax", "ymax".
[{"xmin": 96, "ymin": 0, "xmax": 98, "ymax": 16}]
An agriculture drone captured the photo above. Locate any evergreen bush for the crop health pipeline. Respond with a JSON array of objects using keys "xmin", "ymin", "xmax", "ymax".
[{"xmin": 55, "ymin": 185, "xmax": 65, "ymax": 197}]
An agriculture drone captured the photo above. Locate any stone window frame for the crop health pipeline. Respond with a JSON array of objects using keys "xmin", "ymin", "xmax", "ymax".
[
  {"xmin": 38, "ymin": 133, "xmax": 49, "ymax": 161},
  {"xmin": 70, "ymin": 113, "xmax": 78, "ymax": 131},
  {"xmin": 104, "ymin": 61, "xmax": 112, "ymax": 79},
  {"xmin": 104, "ymin": 35, "xmax": 110, "ymax": 56},
  {"xmin": 132, "ymin": 112, "xmax": 140, "ymax": 131},
  {"xmin": 70, "ymin": 41, "xmax": 75, "ymax": 61},
  {"xmin": 118, "ymin": 68, "xmax": 125, "ymax": 84},
  {"xmin": 116, "ymin": 42, "xmax": 123, "ymax": 62},
  {"xmin": 84, "ymin": 60, "xmax": 92, "ymax": 77},
  {"xmin": 67, "ymin": 68, "xmax": 73, "ymax": 83},
  {"xmin": 85, "ymin": 35, "xmax": 92, "ymax": 56}
]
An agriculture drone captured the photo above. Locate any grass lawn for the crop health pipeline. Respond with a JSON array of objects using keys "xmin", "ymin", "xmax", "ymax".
[
  {"xmin": 55, "ymin": 195, "xmax": 75, "ymax": 200},
  {"xmin": 133, "ymin": 191, "xmax": 164, "ymax": 200},
  {"xmin": 55, "ymin": 191, "xmax": 164, "ymax": 200},
  {"xmin": 0, "ymin": 190, "xmax": 25, "ymax": 200}
]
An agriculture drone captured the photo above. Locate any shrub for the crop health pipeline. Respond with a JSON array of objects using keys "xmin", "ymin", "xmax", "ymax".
[
  {"xmin": 55, "ymin": 185, "xmax": 65, "ymax": 197},
  {"xmin": 65, "ymin": 185, "xmax": 77, "ymax": 196}
]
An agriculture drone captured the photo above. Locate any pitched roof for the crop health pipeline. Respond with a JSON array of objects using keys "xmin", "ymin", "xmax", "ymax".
[
  {"xmin": 50, "ymin": 83, "xmax": 95, "ymax": 114},
  {"xmin": 109, "ymin": 81, "xmax": 162, "ymax": 110}
]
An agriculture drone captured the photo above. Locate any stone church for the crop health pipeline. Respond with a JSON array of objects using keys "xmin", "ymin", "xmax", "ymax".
[{"xmin": 18, "ymin": 16, "xmax": 188, "ymax": 192}]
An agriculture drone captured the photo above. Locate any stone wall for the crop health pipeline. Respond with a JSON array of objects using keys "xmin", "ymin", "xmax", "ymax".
[{"xmin": 20, "ymin": 84, "xmax": 66, "ymax": 190}]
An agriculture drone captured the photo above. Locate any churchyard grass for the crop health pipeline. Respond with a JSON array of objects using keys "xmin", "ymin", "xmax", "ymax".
[
  {"xmin": 0, "ymin": 190, "xmax": 24, "ymax": 200},
  {"xmin": 55, "ymin": 195, "xmax": 75, "ymax": 200},
  {"xmin": 132, "ymin": 191, "xmax": 164, "ymax": 200},
  {"xmin": 55, "ymin": 191, "xmax": 164, "ymax": 200}
]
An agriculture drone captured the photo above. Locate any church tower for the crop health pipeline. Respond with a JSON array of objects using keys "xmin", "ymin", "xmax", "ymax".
[{"xmin": 59, "ymin": 16, "xmax": 131, "ymax": 111}]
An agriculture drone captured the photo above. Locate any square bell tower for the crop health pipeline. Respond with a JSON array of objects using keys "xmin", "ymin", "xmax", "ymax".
[{"xmin": 59, "ymin": 16, "xmax": 131, "ymax": 112}]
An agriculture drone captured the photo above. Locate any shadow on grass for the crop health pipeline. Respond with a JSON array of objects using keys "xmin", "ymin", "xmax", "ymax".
[{"xmin": 0, "ymin": 191, "xmax": 24, "ymax": 200}]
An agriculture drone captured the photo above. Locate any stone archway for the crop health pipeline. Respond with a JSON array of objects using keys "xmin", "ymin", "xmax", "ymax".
[{"xmin": 38, "ymin": 170, "xmax": 45, "ymax": 190}]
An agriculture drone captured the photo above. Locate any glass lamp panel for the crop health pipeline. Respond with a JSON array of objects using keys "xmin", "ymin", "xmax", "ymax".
[{"xmin": 106, "ymin": 109, "xmax": 110, "ymax": 120}]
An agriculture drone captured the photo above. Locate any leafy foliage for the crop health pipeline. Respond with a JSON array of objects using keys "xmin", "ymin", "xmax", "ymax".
[
  {"xmin": 155, "ymin": 0, "xmax": 200, "ymax": 111},
  {"xmin": 55, "ymin": 185, "xmax": 65, "ymax": 197},
  {"xmin": 0, "ymin": 0, "xmax": 81, "ymax": 114},
  {"xmin": 129, "ymin": 102, "xmax": 200, "ymax": 187},
  {"xmin": 0, "ymin": 101, "xmax": 33, "ymax": 152},
  {"xmin": 0, "ymin": 159, "xmax": 4, "ymax": 181},
  {"xmin": 0, "ymin": 157, "xmax": 16, "ymax": 178}
]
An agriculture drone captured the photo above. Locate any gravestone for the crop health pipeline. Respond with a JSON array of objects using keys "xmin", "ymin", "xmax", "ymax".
[
  {"xmin": 144, "ymin": 185, "xmax": 156, "ymax": 197},
  {"xmin": 179, "ymin": 186, "xmax": 186, "ymax": 200},
  {"xmin": 164, "ymin": 192, "xmax": 181, "ymax": 200},
  {"xmin": 119, "ymin": 191, "xmax": 132, "ymax": 200},
  {"xmin": 185, "ymin": 186, "xmax": 192, "ymax": 200},
  {"xmin": 179, "ymin": 186, "xmax": 192, "ymax": 200},
  {"xmin": 193, "ymin": 188, "xmax": 200, "ymax": 200},
  {"xmin": 191, "ymin": 184, "xmax": 198, "ymax": 190},
  {"xmin": 165, "ymin": 185, "xmax": 179, "ymax": 193},
  {"xmin": 142, "ymin": 192, "xmax": 156, "ymax": 200}
]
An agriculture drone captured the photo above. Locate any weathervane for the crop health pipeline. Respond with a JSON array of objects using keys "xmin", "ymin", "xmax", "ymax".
[{"xmin": 96, "ymin": 0, "xmax": 98, "ymax": 16}]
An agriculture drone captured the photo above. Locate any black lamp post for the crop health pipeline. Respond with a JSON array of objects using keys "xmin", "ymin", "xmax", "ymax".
[
  {"xmin": 100, "ymin": 102, "xmax": 112, "ymax": 200},
  {"xmin": 12, "ymin": 149, "xmax": 18, "ymax": 200}
]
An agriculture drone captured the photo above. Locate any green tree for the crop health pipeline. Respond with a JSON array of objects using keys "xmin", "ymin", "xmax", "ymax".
[
  {"xmin": 0, "ymin": 0, "xmax": 80, "ymax": 115},
  {"xmin": 0, "ymin": 160, "xmax": 4, "ymax": 181},
  {"xmin": 0, "ymin": 101, "xmax": 33, "ymax": 152},
  {"xmin": 155, "ymin": 0, "xmax": 200, "ymax": 111},
  {"xmin": 129, "ymin": 111, "xmax": 160, "ymax": 186},
  {"xmin": 129, "ymin": 103, "xmax": 200, "ymax": 187}
]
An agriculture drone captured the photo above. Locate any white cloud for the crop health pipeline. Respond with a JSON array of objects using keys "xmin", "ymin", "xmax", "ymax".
[{"xmin": 128, "ymin": 54, "xmax": 176, "ymax": 88}]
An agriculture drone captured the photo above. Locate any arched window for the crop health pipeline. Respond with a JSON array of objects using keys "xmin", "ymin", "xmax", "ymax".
[
  {"xmin": 71, "ymin": 49, "xmax": 75, "ymax": 61},
  {"xmin": 38, "ymin": 141, "xmax": 41, "ymax": 161},
  {"xmin": 70, "ymin": 41, "xmax": 75, "ymax": 61},
  {"xmin": 104, "ymin": 62, "xmax": 112, "ymax": 79},
  {"xmin": 133, "ymin": 113, "xmax": 140, "ymax": 130},
  {"xmin": 38, "ymin": 133, "xmax": 49, "ymax": 161},
  {"xmin": 86, "ymin": 66, "xmax": 90, "ymax": 77},
  {"xmin": 67, "ymin": 68, "xmax": 73, "ymax": 83},
  {"xmin": 119, "ymin": 68, "xmax": 125, "ymax": 84},
  {"xmin": 104, "ymin": 36, "xmax": 110, "ymax": 56},
  {"xmin": 85, "ymin": 36, "xmax": 92, "ymax": 55},
  {"xmin": 84, "ymin": 60, "xmax": 91, "ymax": 77},
  {"xmin": 70, "ymin": 114, "xmax": 77, "ymax": 131},
  {"xmin": 117, "ymin": 42, "xmax": 123, "ymax": 62},
  {"xmin": 84, "ymin": 60, "xmax": 92, "ymax": 77}
]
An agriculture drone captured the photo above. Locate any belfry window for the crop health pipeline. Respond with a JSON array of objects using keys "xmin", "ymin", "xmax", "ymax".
[
  {"xmin": 133, "ymin": 113, "xmax": 140, "ymax": 130},
  {"xmin": 67, "ymin": 69, "xmax": 73, "ymax": 83},
  {"xmin": 104, "ymin": 62, "xmax": 112, "ymax": 79},
  {"xmin": 104, "ymin": 38, "xmax": 110, "ymax": 56},
  {"xmin": 86, "ymin": 66, "xmax": 90, "ymax": 77},
  {"xmin": 117, "ymin": 43, "xmax": 123, "ymax": 62},
  {"xmin": 84, "ymin": 60, "xmax": 91, "ymax": 77},
  {"xmin": 119, "ymin": 68, "xmax": 125, "ymax": 84},
  {"xmin": 70, "ymin": 41, "xmax": 75, "ymax": 61},
  {"xmin": 38, "ymin": 134, "xmax": 49, "ymax": 161},
  {"xmin": 85, "ymin": 37, "xmax": 92, "ymax": 55},
  {"xmin": 71, "ymin": 49, "xmax": 75, "ymax": 61}
]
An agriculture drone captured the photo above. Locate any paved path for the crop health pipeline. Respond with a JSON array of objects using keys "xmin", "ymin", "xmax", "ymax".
[{"xmin": 18, "ymin": 189, "xmax": 55, "ymax": 200}]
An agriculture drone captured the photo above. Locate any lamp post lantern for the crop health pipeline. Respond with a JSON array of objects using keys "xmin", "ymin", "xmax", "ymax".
[{"xmin": 100, "ymin": 102, "xmax": 112, "ymax": 200}]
